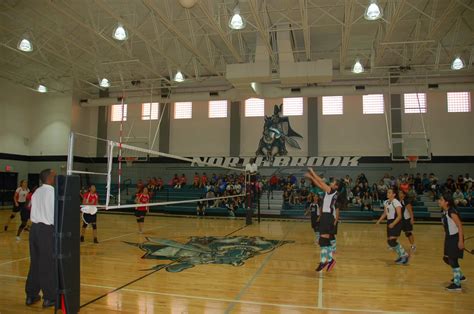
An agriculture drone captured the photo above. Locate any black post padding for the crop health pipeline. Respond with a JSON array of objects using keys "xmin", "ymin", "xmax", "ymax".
[
  {"xmin": 257, "ymin": 190, "xmax": 261, "ymax": 224},
  {"xmin": 55, "ymin": 175, "xmax": 81, "ymax": 313}
]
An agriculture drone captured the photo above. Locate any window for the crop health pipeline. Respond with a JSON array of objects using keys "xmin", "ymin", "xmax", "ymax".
[
  {"xmin": 111, "ymin": 104, "xmax": 127, "ymax": 121},
  {"xmin": 322, "ymin": 96, "xmax": 343, "ymax": 115},
  {"xmin": 447, "ymin": 92, "xmax": 471, "ymax": 113},
  {"xmin": 174, "ymin": 102, "xmax": 192, "ymax": 119},
  {"xmin": 363, "ymin": 94, "xmax": 384, "ymax": 114},
  {"xmin": 283, "ymin": 97, "xmax": 304, "ymax": 116},
  {"xmin": 208, "ymin": 100, "xmax": 228, "ymax": 118},
  {"xmin": 245, "ymin": 98, "xmax": 264, "ymax": 117},
  {"xmin": 404, "ymin": 93, "xmax": 427, "ymax": 113},
  {"xmin": 142, "ymin": 102, "xmax": 159, "ymax": 120}
]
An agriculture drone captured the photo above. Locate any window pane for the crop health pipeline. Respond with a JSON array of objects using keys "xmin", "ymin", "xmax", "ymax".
[
  {"xmin": 209, "ymin": 100, "xmax": 228, "ymax": 118},
  {"xmin": 447, "ymin": 92, "xmax": 471, "ymax": 113},
  {"xmin": 245, "ymin": 98, "xmax": 264, "ymax": 117},
  {"xmin": 283, "ymin": 97, "xmax": 303, "ymax": 116},
  {"xmin": 363, "ymin": 94, "xmax": 384, "ymax": 114},
  {"xmin": 142, "ymin": 102, "xmax": 159, "ymax": 120},
  {"xmin": 111, "ymin": 104, "xmax": 127, "ymax": 121},
  {"xmin": 322, "ymin": 96, "xmax": 343, "ymax": 115},
  {"xmin": 174, "ymin": 102, "xmax": 192, "ymax": 119},
  {"xmin": 404, "ymin": 93, "xmax": 427, "ymax": 113}
]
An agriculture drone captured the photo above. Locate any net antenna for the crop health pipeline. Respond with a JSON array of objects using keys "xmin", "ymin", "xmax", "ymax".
[{"xmin": 67, "ymin": 132, "xmax": 248, "ymax": 211}]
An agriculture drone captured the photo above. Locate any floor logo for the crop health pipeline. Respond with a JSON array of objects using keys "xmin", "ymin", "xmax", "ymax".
[{"xmin": 126, "ymin": 236, "xmax": 293, "ymax": 272}]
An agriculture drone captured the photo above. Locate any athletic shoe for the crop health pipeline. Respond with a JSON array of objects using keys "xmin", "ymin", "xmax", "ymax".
[
  {"xmin": 16, "ymin": 236, "xmax": 21, "ymax": 241},
  {"xmin": 411, "ymin": 245, "xmax": 416, "ymax": 252},
  {"xmin": 445, "ymin": 283, "xmax": 462, "ymax": 291},
  {"xmin": 315, "ymin": 262, "xmax": 328, "ymax": 272},
  {"xmin": 94, "ymin": 238, "xmax": 99, "ymax": 244},
  {"xmin": 451, "ymin": 276, "xmax": 467, "ymax": 283},
  {"xmin": 326, "ymin": 259, "xmax": 336, "ymax": 272},
  {"xmin": 396, "ymin": 256, "xmax": 409, "ymax": 265},
  {"xmin": 4, "ymin": 225, "xmax": 7, "ymax": 231},
  {"xmin": 80, "ymin": 236, "xmax": 84, "ymax": 242}
]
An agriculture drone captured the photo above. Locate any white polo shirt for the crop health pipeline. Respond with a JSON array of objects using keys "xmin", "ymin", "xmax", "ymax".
[{"xmin": 30, "ymin": 184, "xmax": 55, "ymax": 225}]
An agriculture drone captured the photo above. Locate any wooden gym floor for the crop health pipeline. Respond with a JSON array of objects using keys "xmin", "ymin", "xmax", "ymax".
[{"xmin": 0, "ymin": 211, "xmax": 473, "ymax": 313}]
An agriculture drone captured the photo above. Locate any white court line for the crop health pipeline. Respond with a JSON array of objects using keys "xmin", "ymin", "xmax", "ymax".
[
  {"xmin": 79, "ymin": 282, "xmax": 407, "ymax": 313},
  {"xmin": 318, "ymin": 271, "xmax": 323, "ymax": 308},
  {"xmin": 0, "ymin": 225, "xmax": 166, "ymax": 267}
]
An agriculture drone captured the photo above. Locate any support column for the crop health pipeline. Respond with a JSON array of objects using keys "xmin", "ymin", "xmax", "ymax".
[
  {"xmin": 230, "ymin": 101, "xmax": 241, "ymax": 156},
  {"xmin": 307, "ymin": 97, "xmax": 318, "ymax": 156}
]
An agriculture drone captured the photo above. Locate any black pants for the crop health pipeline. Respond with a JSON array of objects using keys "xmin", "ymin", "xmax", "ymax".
[{"xmin": 25, "ymin": 223, "xmax": 56, "ymax": 301}]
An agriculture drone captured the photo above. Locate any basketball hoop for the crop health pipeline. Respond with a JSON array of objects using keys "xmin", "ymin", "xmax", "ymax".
[
  {"xmin": 407, "ymin": 155, "xmax": 418, "ymax": 169},
  {"xmin": 125, "ymin": 157, "xmax": 137, "ymax": 167}
]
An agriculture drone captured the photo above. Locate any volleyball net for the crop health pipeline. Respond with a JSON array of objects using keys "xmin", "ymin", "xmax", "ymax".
[{"xmin": 67, "ymin": 132, "xmax": 252, "ymax": 215}]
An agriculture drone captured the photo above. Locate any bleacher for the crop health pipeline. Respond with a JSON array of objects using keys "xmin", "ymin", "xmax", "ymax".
[{"xmin": 93, "ymin": 183, "xmax": 473, "ymax": 221}]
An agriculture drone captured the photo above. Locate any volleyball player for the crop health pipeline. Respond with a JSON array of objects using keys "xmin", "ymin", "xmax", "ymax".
[
  {"xmin": 196, "ymin": 197, "xmax": 206, "ymax": 217},
  {"xmin": 305, "ymin": 168, "xmax": 339, "ymax": 272},
  {"xmin": 308, "ymin": 193, "xmax": 321, "ymax": 245},
  {"xmin": 135, "ymin": 187, "xmax": 150, "ymax": 233},
  {"xmin": 16, "ymin": 186, "xmax": 35, "ymax": 241},
  {"xmin": 439, "ymin": 191, "xmax": 465, "ymax": 291},
  {"xmin": 376, "ymin": 187, "xmax": 409, "ymax": 265},
  {"xmin": 399, "ymin": 190, "xmax": 416, "ymax": 252},
  {"xmin": 80, "ymin": 185, "xmax": 99, "ymax": 243},
  {"xmin": 4, "ymin": 180, "xmax": 29, "ymax": 231}
]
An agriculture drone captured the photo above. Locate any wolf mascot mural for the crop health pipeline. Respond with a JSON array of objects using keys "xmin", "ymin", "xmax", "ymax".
[{"xmin": 256, "ymin": 104, "xmax": 303, "ymax": 161}]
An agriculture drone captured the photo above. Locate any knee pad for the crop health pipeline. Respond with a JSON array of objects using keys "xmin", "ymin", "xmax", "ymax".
[
  {"xmin": 92, "ymin": 223, "xmax": 97, "ymax": 230},
  {"xmin": 405, "ymin": 232, "xmax": 412, "ymax": 238},
  {"xmin": 82, "ymin": 223, "xmax": 88, "ymax": 228},
  {"xmin": 387, "ymin": 239, "xmax": 398, "ymax": 248},
  {"xmin": 448, "ymin": 258, "xmax": 459, "ymax": 268},
  {"xmin": 137, "ymin": 217, "xmax": 145, "ymax": 223},
  {"xmin": 319, "ymin": 237, "xmax": 330, "ymax": 247},
  {"xmin": 442, "ymin": 256, "xmax": 450, "ymax": 265}
]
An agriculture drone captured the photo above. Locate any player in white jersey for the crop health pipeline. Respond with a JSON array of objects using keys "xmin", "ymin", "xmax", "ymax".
[
  {"xmin": 305, "ymin": 168, "xmax": 341, "ymax": 272},
  {"xmin": 376, "ymin": 187, "xmax": 409, "ymax": 265},
  {"xmin": 439, "ymin": 191, "xmax": 465, "ymax": 291},
  {"xmin": 398, "ymin": 190, "xmax": 416, "ymax": 252}
]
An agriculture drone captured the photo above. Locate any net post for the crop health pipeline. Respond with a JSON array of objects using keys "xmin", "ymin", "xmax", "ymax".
[
  {"xmin": 105, "ymin": 141, "xmax": 114, "ymax": 209},
  {"xmin": 66, "ymin": 132, "xmax": 74, "ymax": 176}
]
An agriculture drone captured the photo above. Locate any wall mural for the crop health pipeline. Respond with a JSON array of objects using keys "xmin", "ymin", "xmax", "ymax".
[
  {"xmin": 125, "ymin": 235, "xmax": 293, "ymax": 272},
  {"xmin": 256, "ymin": 104, "xmax": 303, "ymax": 161}
]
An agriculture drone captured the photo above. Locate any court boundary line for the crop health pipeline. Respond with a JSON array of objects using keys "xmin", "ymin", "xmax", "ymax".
[
  {"xmin": 0, "ymin": 224, "xmax": 167, "ymax": 267},
  {"xmin": 79, "ymin": 223, "xmax": 249, "ymax": 309}
]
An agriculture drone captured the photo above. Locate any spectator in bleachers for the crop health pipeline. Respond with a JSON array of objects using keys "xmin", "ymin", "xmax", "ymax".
[
  {"xmin": 455, "ymin": 175, "xmax": 465, "ymax": 191},
  {"xmin": 156, "ymin": 177, "xmax": 163, "ymax": 191},
  {"xmin": 179, "ymin": 174, "xmax": 187, "ymax": 188},
  {"xmin": 205, "ymin": 187, "xmax": 216, "ymax": 207},
  {"xmin": 192, "ymin": 173, "xmax": 200, "ymax": 189},
  {"xmin": 371, "ymin": 183, "xmax": 379, "ymax": 201},
  {"xmin": 414, "ymin": 173, "xmax": 423, "ymax": 194},
  {"xmin": 464, "ymin": 173, "xmax": 473, "ymax": 189},
  {"xmin": 147, "ymin": 178, "xmax": 156, "ymax": 197},
  {"xmin": 361, "ymin": 191, "xmax": 373, "ymax": 211},
  {"xmin": 422, "ymin": 173, "xmax": 430, "ymax": 192},
  {"xmin": 430, "ymin": 180, "xmax": 440, "ymax": 201},
  {"xmin": 282, "ymin": 188, "xmax": 290, "ymax": 210},
  {"xmin": 453, "ymin": 188, "xmax": 468, "ymax": 207},
  {"xmin": 269, "ymin": 174, "xmax": 278, "ymax": 199},
  {"xmin": 196, "ymin": 197, "xmax": 206, "ymax": 216},
  {"xmin": 399, "ymin": 179, "xmax": 410, "ymax": 194},
  {"xmin": 199, "ymin": 173, "xmax": 208, "ymax": 188},
  {"xmin": 377, "ymin": 180, "xmax": 387, "ymax": 200},
  {"xmin": 171, "ymin": 174, "xmax": 179, "ymax": 188}
]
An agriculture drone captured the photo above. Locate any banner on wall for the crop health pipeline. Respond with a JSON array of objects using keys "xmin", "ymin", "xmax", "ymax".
[{"xmin": 191, "ymin": 156, "xmax": 361, "ymax": 168}]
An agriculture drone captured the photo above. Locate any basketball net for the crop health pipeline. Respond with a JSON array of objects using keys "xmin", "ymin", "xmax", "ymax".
[
  {"xmin": 407, "ymin": 155, "xmax": 418, "ymax": 169},
  {"xmin": 125, "ymin": 157, "xmax": 137, "ymax": 167}
]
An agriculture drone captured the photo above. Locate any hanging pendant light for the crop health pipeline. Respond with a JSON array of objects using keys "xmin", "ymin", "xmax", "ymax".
[
  {"xmin": 352, "ymin": 59, "xmax": 364, "ymax": 74},
  {"xmin": 364, "ymin": 0, "xmax": 383, "ymax": 21},
  {"xmin": 451, "ymin": 56, "xmax": 465, "ymax": 70},
  {"xmin": 112, "ymin": 23, "xmax": 128, "ymax": 41},
  {"xmin": 37, "ymin": 84, "xmax": 47, "ymax": 93},
  {"xmin": 174, "ymin": 70, "xmax": 185, "ymax": 82},
  {"xmin": 17, "ymin": 36, "xmax": 33, "ymax": 52},
  {"xmin": 99, "ymin": 78, "xmax": 110, "ymax": 88},
  {"xmin": 228, "ymin": 6, "xmax": 246, "ymax": 30}
]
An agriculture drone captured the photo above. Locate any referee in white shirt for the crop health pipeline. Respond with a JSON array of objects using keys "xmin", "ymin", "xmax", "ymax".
[{"xmin": 25, "ymin": 169, "xmax": 56, "ymax": 308}]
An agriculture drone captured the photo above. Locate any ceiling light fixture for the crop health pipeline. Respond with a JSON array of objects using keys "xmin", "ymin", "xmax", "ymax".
[
  {"xmin": 364, "ymin": 0, "xmax": 383, "ymax": 21},
  {"xmin": 17, "ymin": 37, "xmax": 33, "ymax": 52},
  {"xmin": 112, "ymin": 23, "xmax": 128, "ymax": 41},
  {"xmin": 451, "ymin": 56, "xmax": 465, "ymax": 70},
  {"xmin": 37, "ymin": 84, "xmax": 47, "ymax": 93},
  {"xmin": 352, "ymin": 59, "xmax": 364, "ymax": 74},
  {"xmin": 228, "ymin": 5, "xmax": 246, "ymax": 30},
  {"xmin": 99, "ymin": 78, "xmax": 110, "ymax": 88},
  {"xmin": 174, "ymin": 70, "xmax": 185, "ymax": 82}
]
